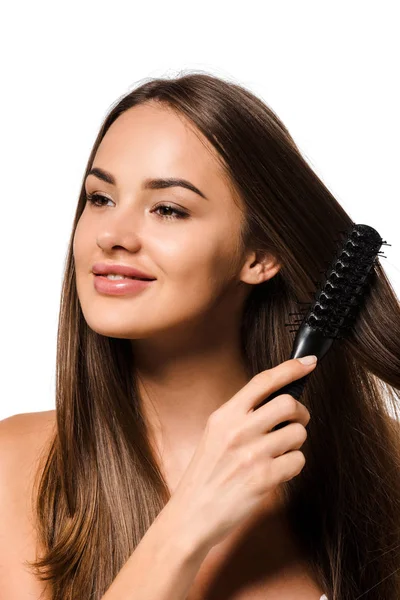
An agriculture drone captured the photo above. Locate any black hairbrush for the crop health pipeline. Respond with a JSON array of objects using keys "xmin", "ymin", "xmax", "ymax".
[{"xmin": 254, "ymin": 223, "xmax": 390, "ymax": 427}]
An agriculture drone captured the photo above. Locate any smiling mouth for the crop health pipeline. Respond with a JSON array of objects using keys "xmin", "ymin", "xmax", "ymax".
[{"xmin": 94, "ymin": 274, "xmax": 155, "ymax": 281}]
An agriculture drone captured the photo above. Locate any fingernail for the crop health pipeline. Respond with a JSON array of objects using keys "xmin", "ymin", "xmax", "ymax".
[{"xmin": 297, "ymin": 355, "xmax": 318, "ymax": 365}]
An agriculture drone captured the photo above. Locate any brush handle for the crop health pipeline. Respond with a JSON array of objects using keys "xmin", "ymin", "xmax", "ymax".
[
  {"xmin": 253, "ymin": 321, "xmax": 333, "ymax": 429},
  {"xmin": 254, "ymin": 373, "xmax": 309, "ymax": 408},
  {"xmin": 258, "ymin": 375, "xmax": 310, "ymax": 430}
]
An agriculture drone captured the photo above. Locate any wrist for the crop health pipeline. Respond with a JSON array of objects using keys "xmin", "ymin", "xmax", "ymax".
[{"xmin": 157, "ymin": 500, "xmax": 212, "ymax": 564}]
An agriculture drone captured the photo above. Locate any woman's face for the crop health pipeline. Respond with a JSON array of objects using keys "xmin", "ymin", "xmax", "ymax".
[{"xmin": 73, "ymin": 102, "xmax": 253, "ymax": 342}]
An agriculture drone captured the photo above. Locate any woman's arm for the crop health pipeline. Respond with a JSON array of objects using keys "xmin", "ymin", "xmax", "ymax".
[{"xmin": 101, "ymin": 501, "xmax": 211, "ymax": 600}]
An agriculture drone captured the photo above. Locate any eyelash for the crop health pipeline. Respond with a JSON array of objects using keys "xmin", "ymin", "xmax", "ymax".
[{"xmin": 85, "ymin": 193, "xmax": 189, "ymax": 221}]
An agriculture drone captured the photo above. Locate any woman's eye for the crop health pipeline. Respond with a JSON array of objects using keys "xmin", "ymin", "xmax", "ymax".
[
  {"xmin": 85, "ymin": 193, "xmax": 113, "ymax": 208},
  {"xmin": 85, "ymin": 193, "xmax": 189, "ymax": 221},
  {"xmin": 152, "ymin": 204, "xmax": 189, "ymax": 220}
]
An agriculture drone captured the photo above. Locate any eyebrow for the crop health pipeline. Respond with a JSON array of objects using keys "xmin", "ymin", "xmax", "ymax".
[{"xmin": 86, "ymin": 167, "xmax": 209, "ymax": 200}]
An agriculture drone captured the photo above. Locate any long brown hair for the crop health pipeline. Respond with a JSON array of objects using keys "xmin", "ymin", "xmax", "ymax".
[{"xmin": 28, "ymin": 72, "xmax": 400, "ymax": 599}]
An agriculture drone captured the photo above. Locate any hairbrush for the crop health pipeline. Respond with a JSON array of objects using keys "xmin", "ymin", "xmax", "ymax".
[{"xmin": 253, "ymin": 223, "xmax": 390, "ymax": 427}]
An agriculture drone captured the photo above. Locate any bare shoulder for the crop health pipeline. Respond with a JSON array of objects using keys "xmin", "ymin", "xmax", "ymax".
[
  {"xmin": 0, "ymin": 408, "xmax": 55, "ymax": 445},
  {"xmin": 0, "ymin": 410, "xmax": 56, "ymax": 599},
  {"xmin": 0, "ymin": 409, "xmax": 56, "ymax": 496}
]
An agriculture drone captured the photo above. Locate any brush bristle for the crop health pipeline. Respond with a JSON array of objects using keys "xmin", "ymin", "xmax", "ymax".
[{"xmin": 293, "ymin": 224, "xmax": 385, "ymax": 340}]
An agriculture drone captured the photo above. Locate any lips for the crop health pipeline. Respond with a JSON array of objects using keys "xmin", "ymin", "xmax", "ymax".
[
  {"xmin": 92, "ymin": 262, "xmax": 156, "ymax": 280},
  {"xmin": 93, "ymin": 273, "xmax": 155, "ymax": 296}
]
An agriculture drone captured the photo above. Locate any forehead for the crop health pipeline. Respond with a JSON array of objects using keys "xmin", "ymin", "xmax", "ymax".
[{"xmin": 93, "ymin": 102, "xmax": 230, "ymax": 195}]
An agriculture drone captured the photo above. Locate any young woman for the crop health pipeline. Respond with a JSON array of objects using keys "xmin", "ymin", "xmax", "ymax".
[{"xmin": 1, "ymin": 72, "xmax": 399, "ymax": 599}]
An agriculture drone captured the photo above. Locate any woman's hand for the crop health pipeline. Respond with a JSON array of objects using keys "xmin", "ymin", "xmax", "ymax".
[{"xmin": 167, "ymin": 357, "xmax": 316, "ymax": 551}]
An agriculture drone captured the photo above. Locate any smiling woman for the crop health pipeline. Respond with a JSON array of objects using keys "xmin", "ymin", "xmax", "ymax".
[{"xmin": 5, "ymin": 72, "xmax": 400, "ymax": 600}]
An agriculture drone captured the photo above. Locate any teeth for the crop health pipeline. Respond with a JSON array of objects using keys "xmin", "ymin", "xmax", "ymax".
[{"xmin": 105, "ymin": 274, "xmax": 137, "ymax": 280}]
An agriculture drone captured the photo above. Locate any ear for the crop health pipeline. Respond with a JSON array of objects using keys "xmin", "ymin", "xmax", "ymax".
[{"xmin": 239, "ymin": 249, "xmax": 281, "ymax": 285}]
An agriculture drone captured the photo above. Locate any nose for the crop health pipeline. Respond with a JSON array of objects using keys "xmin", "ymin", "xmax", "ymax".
[{"xmin": 95, "ymin": 203, "xmax": 145, "ymax": 252}]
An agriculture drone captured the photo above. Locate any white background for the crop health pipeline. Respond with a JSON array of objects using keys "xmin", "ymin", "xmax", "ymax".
[{"xmin": 1, "ymin": 1, "xmax": 398, "ymax": 420}]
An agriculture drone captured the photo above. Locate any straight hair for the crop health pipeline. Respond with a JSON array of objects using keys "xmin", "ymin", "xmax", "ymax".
[{"xmin": 28, "ymin": 71, "xmax": 400, "ymax": 599}]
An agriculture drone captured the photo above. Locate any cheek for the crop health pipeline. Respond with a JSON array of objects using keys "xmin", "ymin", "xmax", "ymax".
[
  {"xmin": 73, "ymin": 217, "xmax": 93, "ymax": 270},
  {"xmin": 72, "ymin": 229, "xmax": 80, "ymax": 265},
  {"xmin": 160, "ymin": 240, "xmax": 237, "ymax": 314},
  {"xmin": 162, "ymin": 236, "xmax": 218, "ymax": 285},
  {"xmin": 160, "ymin": 220, "xmax": 240, "ymax": 291},
  {"xmin": 72, "ymin": 219, "xmax": 85, "ymax": 262},
  {"xmin": 72, "ymin": 222, "xmax": 94, "ymax": 306}
]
